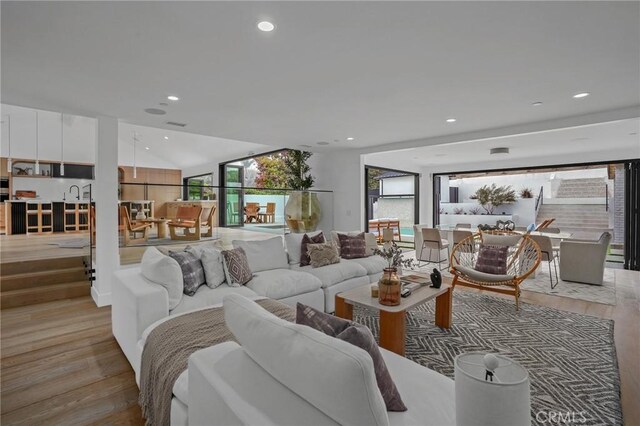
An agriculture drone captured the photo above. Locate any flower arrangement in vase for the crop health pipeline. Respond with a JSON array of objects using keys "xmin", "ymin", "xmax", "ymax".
[{"xmin": 373, "ymin": 242, "xmax": 415, "ymax": 306}]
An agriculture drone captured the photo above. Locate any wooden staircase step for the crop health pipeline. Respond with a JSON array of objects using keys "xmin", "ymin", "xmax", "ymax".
[
  {"xmin": 0, "ymin": 282, "xmax": 90, "ymax": 309},
  {"xmin": 1, "ymin": 267, "xmax": 87, "ymax": 291},
  {"xmin": 1, "ymin": 257, "xmax": 86, "ymax": 276}
]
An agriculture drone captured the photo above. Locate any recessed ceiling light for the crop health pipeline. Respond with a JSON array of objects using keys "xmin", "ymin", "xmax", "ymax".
[
  {"xmin": 446, "ymin": 118, "xmax": 457, "ymax": 123},
  {"xmin": 299, "ymin": 144, "xmax": 312, "ymax": 148},
  {"xmin": 144, "ymin": 108, "xmax": 166, "ymax": 115},
  {"xmin": 346, "ymin": 137, "xmax": 355, "ymax": 141},
  {"xmin": 317, "ymin": 141, "xmax": 330, "ymax": 146},
  {"xmin": 490, "ymin": 147, "xmax": 509, "ymax": 155},
  {"xmin": 167, "ymin": 95, "xmax": 180, "ymax": 101},
  {"xmin": 164, "ymin": 136, "xmax": 169, "ymax": 140},
  {"xmin": 159, "ymin": 102, "xmax": 169, "ymax": 106},
  {"xmin": 573, "ymin": 92, "xmax": 590, "ymax": 99},
  {"xmin": 257, "ymin": 21, "xmax": 275, "ymax": 32},
  {"xmin": 629, "ymin": 132, "xmax": 637, "ymax": 136},
  {"xmin": 532, "ymin": 101, "xmax": 543, "ymax": 106},
  {"xmin": 145, "ymin": 146, "xmax": 150, "ymax": 150}
]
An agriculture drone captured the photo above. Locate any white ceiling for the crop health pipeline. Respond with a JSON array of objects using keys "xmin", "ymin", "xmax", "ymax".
[
  {"xmin": 365, "ymin": 118, "xmax": 640, "ymax": 167},
  {"xmin": 2, "ymin": 2, "xmax": 639, "ymax": 152}
]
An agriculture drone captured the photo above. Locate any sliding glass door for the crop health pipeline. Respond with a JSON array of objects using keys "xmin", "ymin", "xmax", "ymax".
[{"xmin": 222, "ymin": 165, "xmax": 244, "ymax": 227}]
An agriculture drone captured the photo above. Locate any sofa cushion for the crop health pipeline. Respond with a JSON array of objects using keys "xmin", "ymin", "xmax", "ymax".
[
  {"xmin": 308, "ymin": 241, "xmax": 341, "ymax": 268},
  {"xmin": 300, "ymin": 232, "xmax": 326, "ymax": 266},
  {"xmin": 221, "ymin": 247, "xmax": 253, "ymax": 287},
  {"xmin": 285, "ymin": 230, "xmax": 323, "ymax": 265},
  {"xmin": 232, "ymin": 237, "xmax": 288, "ymax": 273},
  {"xmin": 169, "ymin": 284, "xmax": 259, "ymax": 316},
  {"xmin": 344, "ymin": 256, "xmax": 387, "ymax": 276},
  {"xmin": 186, "ymin": 245, "xmax": 226, "ymax": 289},
  {"xmin": 332, "ymin": 231, "xmax": 378, "ymax": 256},
  {"xmin": 337, "ymin": 233, "xmax": 368, "ymax": 259},
  {"xmin": 296, "ymin": 303, "xmax": 407, "ymax": 412},
  {"xmin": 246, "ymin": 269, "xmax": 322, "ymax": 300},
  {"xmin": 292, "ymin": 261, "xmax": 368, "ymax": 288},
  {"xmin": 223, "ymin": 294, "xmax": 389, "ymax": 426},
  {"xmin": 140, "ymin": 247, "xmax": 183, "ymax": 310},
  {"xmin": 168, "ymin": 250, "xmax": 207, "ymax": 296}
]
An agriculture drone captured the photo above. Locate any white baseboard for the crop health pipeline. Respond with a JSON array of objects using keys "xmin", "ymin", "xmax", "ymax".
[{"xmin": 91, "ymin": 286, "xmax": 112, "ymax": 307}]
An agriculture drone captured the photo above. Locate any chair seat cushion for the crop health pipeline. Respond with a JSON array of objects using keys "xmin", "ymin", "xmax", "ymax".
[
  {"xmin": 292, "ymin": 261, "xmax": 368, "ymax": 288},
  {"xmin": 344, "ymin": 256, "xmax": 387, "ymax": 275},
  {"xmin": 455, "ymin": 265, "xmax": 515, "ymax": 283},
  {"xmin": 246, "ymin": 269, "xmax": 322, "ymax": 300}
]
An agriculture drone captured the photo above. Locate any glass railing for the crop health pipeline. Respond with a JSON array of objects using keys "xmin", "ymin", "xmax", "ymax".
[{"xmin": 116, "ymin": 183, "xmax": 333, "ymax": 265}]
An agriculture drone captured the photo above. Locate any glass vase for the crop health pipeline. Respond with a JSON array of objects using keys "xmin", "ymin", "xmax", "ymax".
[{"xmin": 378, "ymin": 267, "xmax": 401, "ymax": 306}]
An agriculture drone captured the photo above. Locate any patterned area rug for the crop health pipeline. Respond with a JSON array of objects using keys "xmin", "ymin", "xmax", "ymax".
[{"xmin": 354, "ymin": 292, "xmax": 622, "ymax": 426}]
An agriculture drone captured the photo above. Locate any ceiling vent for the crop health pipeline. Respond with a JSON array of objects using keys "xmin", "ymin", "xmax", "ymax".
[
  {"xmin": 490, "ymin": 147, "xmax": 509, "ymax": 155},
  {"xmin": 166, "ymin": 121, "xmax": 187, "ymax": 127}
]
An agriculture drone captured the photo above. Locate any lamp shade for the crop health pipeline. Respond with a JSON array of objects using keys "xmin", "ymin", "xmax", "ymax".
[{"xmin": 455, "ymin": 352, "xmax": 531, "ymax": 426}]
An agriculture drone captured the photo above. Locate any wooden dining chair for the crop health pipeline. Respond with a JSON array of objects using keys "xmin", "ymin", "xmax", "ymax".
[
  {"xmin": 244, "ymin": 204, "xmax": 260, "ymax": 223},
  {"xmin": 168, "ymin": 206, "xmax": 203, "ymax": 241},
  {"xmin": 120, "ymin": 205, "xmax": 152, "ymax": 246},
  {"xmin": 262, "ymin": 202, "xmax": 276, "ymax": 223}
]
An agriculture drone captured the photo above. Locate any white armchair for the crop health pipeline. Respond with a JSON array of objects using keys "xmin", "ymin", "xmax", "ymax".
[{"xmin": 559, "ymin": 232, "xmax": 611, "ymax": 285}]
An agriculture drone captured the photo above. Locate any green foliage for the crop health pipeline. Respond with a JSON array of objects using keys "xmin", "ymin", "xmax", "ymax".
[
  {"xmin": 283, "ymin": 150, "xmax": 315, "ymax": 190},
  {"xmin": 373, "ymin": 242, "xmax": 416, "ymax": 270},
  {"xmin": 470, "ymin": 184, "xmax": 516, "ymax": 214},
  {"xmin": 245, "ymin": 152, "xmax": 289, "ymax": 195},
  {"xmin": 367, "ymin": 169, "xmax": 383, "ymax": 191}
]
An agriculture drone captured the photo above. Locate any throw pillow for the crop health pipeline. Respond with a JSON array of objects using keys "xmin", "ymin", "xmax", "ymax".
[
  {"xmin": 232, "ymin": 237, "xmax": 289, "ymax": 272},
  {"xmin": 474, "ymin": 244, "xmax": 509, "ymax": 275},
  {"xmin": 185, "ymin": 245, "xmax": 226, "ymax": 289},
  {"xmin": 337, "ymin": 232, "xmax": 367, "ymax": 259},
  {"xmin": 284, "ymin": 230, "xmax": 323, "ymax": 265},
  {"xmin": 307, "ymin": 242, "xmax": 340, "ymax": 268},
  {"xmin": 140, "ymin": 247, "xmax": 183, "ymax": 310},
  {"xmin": 300, "ymin": 232, "xmax": 326, "ymax": 266},
  {"xmin": 221, "ymin": 247, "xmax": 253, "ymax": 287},
  {"xmin": 296, "ymin": 303, "xmax": 407, "ymax": 412},
  {"xmin": 168, "ymin": 250, "xmax": 206, "ymax": 296}
]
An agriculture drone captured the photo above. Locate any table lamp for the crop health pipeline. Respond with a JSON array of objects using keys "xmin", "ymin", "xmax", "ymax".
[{"xmin": 455, "ymin": 352, "xmax": 531, "ymax": 426}]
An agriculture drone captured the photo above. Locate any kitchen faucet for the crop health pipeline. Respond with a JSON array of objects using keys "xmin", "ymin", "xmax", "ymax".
[{"xmin": 69, "ymin": 185, "xmax": 80, "ymax": 200}]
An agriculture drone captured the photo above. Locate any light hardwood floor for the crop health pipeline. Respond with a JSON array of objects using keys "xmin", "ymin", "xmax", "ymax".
[{"xmin": 1, "ymin": 269, "xmax": 638, "ymax": 425}]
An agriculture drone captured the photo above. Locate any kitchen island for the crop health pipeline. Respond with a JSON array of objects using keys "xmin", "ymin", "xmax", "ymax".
[{"xmin": 5, "ymin": 200, "xmax": 92, "ymax": 235}]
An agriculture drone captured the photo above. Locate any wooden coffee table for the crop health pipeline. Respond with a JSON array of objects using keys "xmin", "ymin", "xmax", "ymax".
[
  {"xmin": 140, "ymin": 218, "xmax": 170, "ymax": 239},
  {"xmin": 335, "ymin": 276, "xmax": 452, "ymax": 356}
]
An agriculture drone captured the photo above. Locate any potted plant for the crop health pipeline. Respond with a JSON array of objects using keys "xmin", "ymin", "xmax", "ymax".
[
  {"xmin": 283, "ymin": 150, "xmax": 321, "ymax": 233},
  {"xmin": 373, "ymin": 242, "xmax": 415, "ymax": 306},
  {"xmin": 470, "ymin": 184, "xmax": 516, "ymax": 214},
  {"xmin": 519, "ymin": 187, "xmax": 534, "ymax": 198},
  {"xmin": 453, "ymin": 207, "xmax": 465, "ymax": 215}
]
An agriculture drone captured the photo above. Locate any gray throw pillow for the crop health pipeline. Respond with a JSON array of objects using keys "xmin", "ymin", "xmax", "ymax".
[
  {"xmin": 221, "ymin": 247, "xmax": 253, "ymax": 287},
  {"xmin": 337, "ymin": 232, "xmax": 367, "ymax": 259},
  {"xmin": 185, "ymin": 245, "xmax": 226, "ymax": 289},
  {"xmin": 474, "ymin": 244, "xmax": 509, "ymax": 275},
  {"xmin": 300, "ymin": 232, "xmax": 326, "ymax": 266},
  {"xmin": 307, "ymin": 242, "xmax": 340, "ymax": 268},
  {"xmin": 168, "ymin": 250, "xmax": 206, "ymax": 296},
  {"xmin": 296, "ymin": 303, "xmax": 407, "ymax": 412}
]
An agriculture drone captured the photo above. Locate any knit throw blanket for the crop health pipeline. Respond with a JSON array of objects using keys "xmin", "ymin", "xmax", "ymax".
[{"xmin": 139, "ymin": 299, "xmax": 295, "ymax": 426}]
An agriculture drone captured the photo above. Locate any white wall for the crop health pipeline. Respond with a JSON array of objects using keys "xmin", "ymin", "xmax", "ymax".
[{"xmin": 12, "ymin": 177, "xmax": 94, "ymax": 201}]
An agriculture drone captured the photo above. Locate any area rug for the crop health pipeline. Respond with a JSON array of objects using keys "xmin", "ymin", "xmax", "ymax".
[{"xmin": 354, "ymin": 292, "xmax": 622, "ymax": 426}]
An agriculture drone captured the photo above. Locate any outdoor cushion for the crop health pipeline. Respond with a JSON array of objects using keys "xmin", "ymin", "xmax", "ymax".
[
  {"xmin": 481, "ymin": 233, "xmax": 522, "ymax": 247},
  {"xmin": 246, "ymin": 269, "xmax": 322, "ymax": 300},
  {"xmin": 474, "ymin": 244, "xmax": 508, "ymax": 275},
  {"xmin": 344, "ymin": 256, "xmax": 387, "ymax": 276},
  {"xmin": 232, "ymin": 237, "xmax": 288, "ymax": 273},
  {"xmin": 292, "ymin": 261, "xmax": 368, "ymax": 288},
  {"xmin": 455, "ymin": 265, "xmax": 515, "ymax": 282}
]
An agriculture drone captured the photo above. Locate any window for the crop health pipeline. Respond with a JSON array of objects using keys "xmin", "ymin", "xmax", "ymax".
[{"xmin": 184, "ymin": 173, "xmax": 215, "ymax": 200}]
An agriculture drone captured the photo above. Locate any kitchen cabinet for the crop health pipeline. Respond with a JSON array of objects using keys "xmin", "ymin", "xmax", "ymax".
[
  {"xmin": 120, "ymin": 165, "xmax": 182, "ymax": 218},
  {"xmin": 5, "ymin": 200, "xmax": 91, "ymax": 235},
  {"xmin": 51, "ymin": 163, "xmax": 94, "ymax": 179}
]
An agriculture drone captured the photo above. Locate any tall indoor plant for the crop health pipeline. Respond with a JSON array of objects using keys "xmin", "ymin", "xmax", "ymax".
[{"xmin": 284, "ymin": 150, "xmax": 322, "ymax": 233}]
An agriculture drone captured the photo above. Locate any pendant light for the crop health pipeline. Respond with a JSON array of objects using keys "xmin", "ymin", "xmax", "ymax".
[
  {"xmin": 60, "ymin": 113, "xmax": 65, "ymax": 176},
  {"xmin": 6, "ymin": 115, "xmax": 12, "ymax": 172},
  {"xmin": 35, "ymin": 111, "xmax": 40, "ymax": 175},
  {"xmin": 133, "ymin": 132, "xmax": 138, "ymax": 179}
]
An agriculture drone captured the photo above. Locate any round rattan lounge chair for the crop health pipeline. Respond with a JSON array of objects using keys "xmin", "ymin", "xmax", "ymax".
[{"xmin": 449, "ymin": 230, "xmax": 542, "ymax": 310}]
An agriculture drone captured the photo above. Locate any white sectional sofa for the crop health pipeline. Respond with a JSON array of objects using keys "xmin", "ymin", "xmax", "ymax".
[
  {"xmin": 112, "ymin": 231, "xmax": 385, "ymax": 378},
  {"xmin": 189, "ymin": 294, "xmax": 456, "ymax": 426}
]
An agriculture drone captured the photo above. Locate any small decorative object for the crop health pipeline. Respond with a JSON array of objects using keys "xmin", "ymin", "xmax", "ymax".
[
  {"xmin": 370, "ymin": 284, "xmax": 379, "ymax": 298},
  {"xmin": 374, "ymin": 242, "xmax": 415, "ymax": 306},
  {"xmin": 455, "ymin": 352, "xmax": 531, "ymax": 426},
  {"xmin": 430, "ymin": 268, "xmax": 442, "ymax": 288}
]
